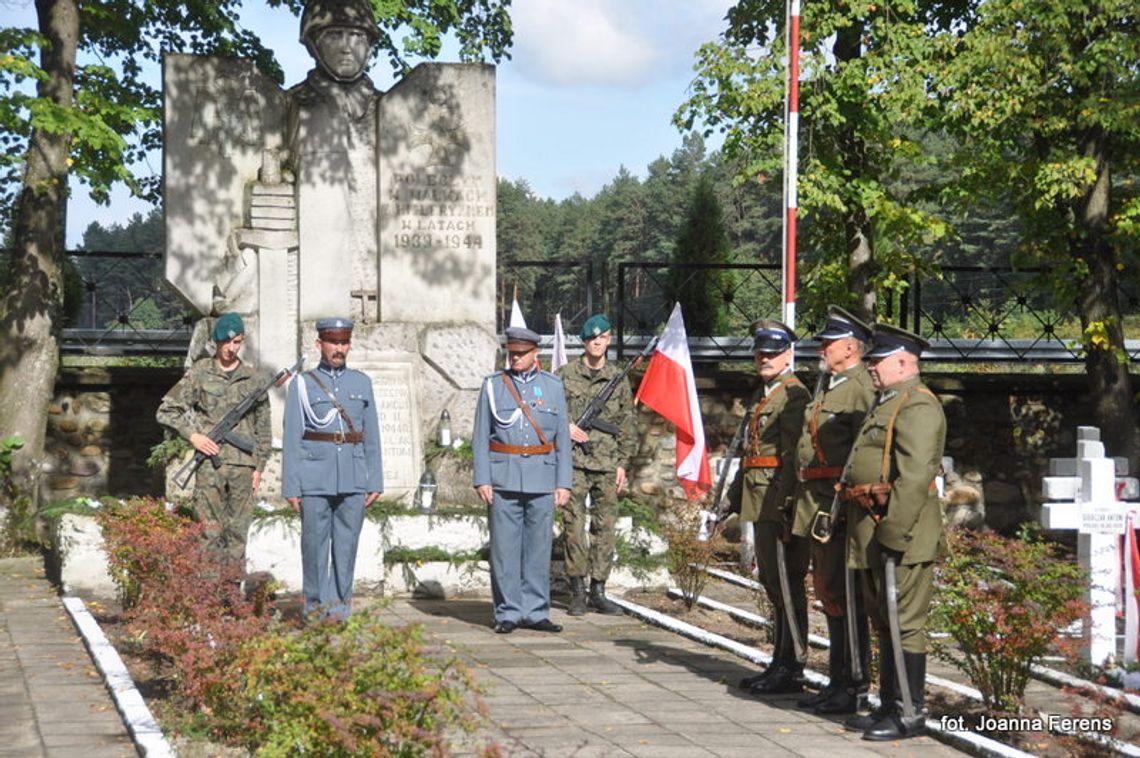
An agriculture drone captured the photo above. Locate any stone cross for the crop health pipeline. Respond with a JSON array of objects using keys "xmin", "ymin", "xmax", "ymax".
[{"xmin": 1041, "ymin": 426, "xmax": 1140, "ymax": 664}]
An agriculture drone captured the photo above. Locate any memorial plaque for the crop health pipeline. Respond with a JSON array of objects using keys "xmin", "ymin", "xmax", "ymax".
[
  {"xmin": 355, "ymin": 358, "xmax": 421, "ymax": 496},
  {"xmin": 378, "ymin": 64, "xmax": 496, "ymax": 323}
]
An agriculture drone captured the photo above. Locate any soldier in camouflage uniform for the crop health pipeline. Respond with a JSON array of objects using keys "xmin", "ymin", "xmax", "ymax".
[
  {"xmin": 791, "ymin": 306, "xmax": 876, "ymax": 715},
  {"xmin": 841, "ymin": 324, "xmax": 946, "ymax": 741},
  {"xmin": 556, "ymin": 314, "xmax": 635, "ymax": 616},
  {"xmin": 738, "ymin": 320, "xmax": 811, "ymax": 696},
  {"xmin": 156, "ymin": 313, "xmax": 271, "ymax": 565}
]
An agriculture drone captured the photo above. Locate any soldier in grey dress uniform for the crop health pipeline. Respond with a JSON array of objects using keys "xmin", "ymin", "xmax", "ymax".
[
  {"xmin": 473, "ymin": 326, "xmax": 573, "ymax": 634},
  {"xmin": 283, "ymin": 317, "xmax": 383, "ymax": 619}
]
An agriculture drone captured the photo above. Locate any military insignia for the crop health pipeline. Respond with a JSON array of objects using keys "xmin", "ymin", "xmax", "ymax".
[
  {"xmin": 829, "ymin": 375, "xmax": 848, "ymax": 390},
  {"xmin": 878, "ymin": 390, "xmax": 897, "ymax": 404},
  {"xmin": 534, "ymin": 386, "xmax": 543, "ymax": 397}
]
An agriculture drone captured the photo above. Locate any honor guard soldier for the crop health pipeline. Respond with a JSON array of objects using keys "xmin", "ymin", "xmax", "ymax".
[
  {"xmin": 737, "ymin": 320, "xmax": 811, "ymax": 695},
  {"xmin": 283, "ymin": 317, "xmax": 383, "ymax": 619},
  {"xmin": 790, "ymin": 306, "xmax": 876, "ymax": 715},
  {"xmin": 473, "ymin": 326, "xmax": 573, "ymax": 634},
  {"xmin": 557, "ymin": 314, "xmax": 635, "ymax": 617},
  {"xmin": 157, "ymin": 312, "xmax": 271, "ymax": 566},
  {"xmin": 840, "ymin": 323, "xmax": 946, "ymax": 740}
]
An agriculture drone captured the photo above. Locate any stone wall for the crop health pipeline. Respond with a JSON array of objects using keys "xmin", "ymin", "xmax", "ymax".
[{"xmin": 43, "ymin": 367, "xmax": 182, "ymax": 504}]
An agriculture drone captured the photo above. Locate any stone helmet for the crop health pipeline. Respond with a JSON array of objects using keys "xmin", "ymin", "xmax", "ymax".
[{"xmin": 300, "ymin": 0, "xmax": 380, "ymax": 47}]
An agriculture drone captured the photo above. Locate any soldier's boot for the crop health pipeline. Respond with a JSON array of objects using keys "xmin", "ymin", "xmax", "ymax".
[
  {"xmin": 567, "ymin": 577, "xmax": 588, "ymax": 617},
  {"xmin": 816, "ymin": 614, "xmax": 870, "ymax": 715},
  {"xmin": 587, "ymin": 579, "xmax": 623, "ymax": 615},
  {"xmin": 751, "ymin": 608, "xmax": 804, "ymax": 695},
  {"xmin": 798, "ymin": 615, "xmax": 844, "ymax": 709},
  {"xmin": 863, "ymin": 652, "xmax": 926, "ymax": 741},
  {"xmin": 843, "ymin": 649, "xmax": 896, "ymax": 732},
  {"xmin": 740, "ymin": 609, "xmax": 784, "ymax": 690}
]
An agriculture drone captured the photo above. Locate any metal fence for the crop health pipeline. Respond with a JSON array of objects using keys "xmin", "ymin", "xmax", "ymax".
[{"xmin": 39, "ymin": 250, "xmax": 1138, "ymax": 363}]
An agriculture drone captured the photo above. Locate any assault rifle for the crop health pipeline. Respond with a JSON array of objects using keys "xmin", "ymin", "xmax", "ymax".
[
  {"xmin": 575, "ymin": 336, "xmax": 658, "ymax": 454},
  {"xmin": 708, "ymin": 407, "xmax": 751, "ymax": 526},
  {"xmin": 174, "ymin": 357, "xmax": 303, "ymax": 489}
]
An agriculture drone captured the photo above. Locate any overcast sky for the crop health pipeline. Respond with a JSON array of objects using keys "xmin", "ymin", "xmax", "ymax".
[{"xmin": 1, "ymin": 0, "xmax": 734, "ymax": 246}]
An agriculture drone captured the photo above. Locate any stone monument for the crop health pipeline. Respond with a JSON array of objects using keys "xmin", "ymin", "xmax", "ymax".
[{"xmin": 163, "ymin": 0, "xmax": 497, "ymax": 500}]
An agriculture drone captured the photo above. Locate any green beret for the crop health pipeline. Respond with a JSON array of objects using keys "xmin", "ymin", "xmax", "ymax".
[
  {"xmin": 211, "ymin": 313, "xmax": 244, "ymax": 342},
  {"xmin": 580, "ymin": 314, "xmax": 612, "ymax": 340}
]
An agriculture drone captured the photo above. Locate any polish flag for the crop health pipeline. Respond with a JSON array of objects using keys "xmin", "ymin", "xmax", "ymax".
[
  {"xmin": 550, "ymin": 313, "xmax": 568, "ymax": 373},
  {"xmin": 635, "ymin": 303, "xmax": 711, "ymax": 500}
]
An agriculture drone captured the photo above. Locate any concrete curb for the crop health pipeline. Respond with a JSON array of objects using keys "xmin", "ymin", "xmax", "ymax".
[{"xmin": 62, "ymin": 597, "xmax": 176, "ymax": 758}]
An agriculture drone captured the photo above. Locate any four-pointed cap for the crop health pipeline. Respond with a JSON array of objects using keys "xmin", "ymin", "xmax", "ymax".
[
  {"xmin": 750, "ymin": 319, "xmax": 797, "ymax": 354},
  {"xmin": 211, "ymin": 312, "xmax": 244, "ymax": 342},
  {"xmin": 865, "ymin": 323, "xmax": 930, "ymax": 359},
  {"xmin": 316, "ymin": 316, "xmax": 354, "ymax": 341},
  {"xmin": 814, "ymin": 305, "xmax": 873, "ymax": 343},
  {"xmin": 505, "ymin": 326, "xmax": 541, "ymax": 350},
  {"xmin": 579, "ymin": 313, "xmax": 612, "ymax": 340}
]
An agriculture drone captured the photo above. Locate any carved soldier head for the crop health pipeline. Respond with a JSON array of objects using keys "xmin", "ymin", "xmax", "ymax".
[{"xmin": 300, "ymin": 0, "xmax": 379, "ymax": 83}]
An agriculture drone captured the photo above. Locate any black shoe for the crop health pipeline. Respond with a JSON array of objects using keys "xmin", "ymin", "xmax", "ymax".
[
  {"xmin": 749, "ymin": 666, "xmax": 804, "ymax": 695},
  {"xmin": 862, "ymin": 710, "xmax": 925, "ymax": 741},
  {"xmin": 797, "ymin": 682, "xmax": 838, "ymax": 710},
  {"xmin": 493, "ymin": 620, "xmax": 517, "ymax": 634},
  {"xmin": 739, "ymin": 669, "xmax": 774, "ymax": 690},
  {"xmin": 524, "ymin": 618, "xmax": 563, "ymax": 633},
  {"xmin": 814, "ymin": 687, "xmax": 862, "ymax": 715}
]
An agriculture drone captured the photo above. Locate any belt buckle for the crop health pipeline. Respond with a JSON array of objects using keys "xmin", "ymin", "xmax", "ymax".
[{"xmin": 332, "ymin": 431, "xmax": 345, "ymax": 444}]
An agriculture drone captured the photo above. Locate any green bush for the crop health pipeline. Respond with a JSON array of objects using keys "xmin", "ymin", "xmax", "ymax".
[
  {"xmin": 216, "ymin": 609, "xmax": 492, "ymax": 757},
  {"xmin": 0, "ymin": 434, "xmax": 35, "ymax": 555},
  {"xmin": 930, "ymin": 525, "xmax": 1088, "ymax": 713}
]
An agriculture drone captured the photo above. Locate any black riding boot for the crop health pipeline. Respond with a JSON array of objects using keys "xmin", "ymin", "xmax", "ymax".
[
  {"xmin": 798, "ymin": 615, "xmax": 844, "ymax": 709},
  {"xmin": 741, "ymin": 608, "xmax": 784, "ymax": 689},
  {"xmin": 567, "ymin": 577, "xmax": 588, "ymax": 616},
  {"xmin": 844, "ymin": 647, "xmax": 895, "ymax": 732},
  {"xmin": 863, "ymin": 651, "xmax": 926, "ymax": 741},
  {"xmin": 752, "ymin": 605, "xmax": 804, "ymax": 695}
]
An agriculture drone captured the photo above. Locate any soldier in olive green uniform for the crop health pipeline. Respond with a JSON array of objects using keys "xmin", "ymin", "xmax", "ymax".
[
  {"xmin": 156, "ymin": 313, "xmax": 272, "ymax": 565},
  {"xmin": 840, "ymin": 324, "xmax": 946, "ymax": 741},
  {"xmin": 557, "ymin": 314, "xmax": 635, "ymax": 616},
  {"xmin": 737, "ymin": 320, "xmax": 811, "ymax": 695},
  {"xmin": 791, "ymin": 307, "xmax": 877, "ymax": 714}
]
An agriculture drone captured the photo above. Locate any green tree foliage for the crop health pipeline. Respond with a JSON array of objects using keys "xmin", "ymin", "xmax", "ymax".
[
  {"xmin": 669, "ymin": 173, "xmax": 734, "ymax": 336},
  {"xmin": 677, "ymin": 0, "xmax": 955, "ymax": 323},
  {"xmin": 929, "ymin": 0, "xmax": 1140, "ymax": 467}
]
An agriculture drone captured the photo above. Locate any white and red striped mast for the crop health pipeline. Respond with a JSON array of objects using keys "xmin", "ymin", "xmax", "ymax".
[{"xmin": 782, "ymin": 0, "xmax": 801, "ymax": 334}]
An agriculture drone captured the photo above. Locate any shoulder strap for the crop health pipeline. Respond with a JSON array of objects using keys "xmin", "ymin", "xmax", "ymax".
[
  {"xmin": 878, "ymin": 387, "xmax": 918, "ymax": 482},
  {"xmin": 499, "ymin": 372, "xmax": 550, "ymax": 446},
  {"xmin": 748, "ymin": 374, "xmax": 798, "ymax": 455},
  {"xmin": 306, "ymin": 371, "xmax": 359, "ymax": 435}
]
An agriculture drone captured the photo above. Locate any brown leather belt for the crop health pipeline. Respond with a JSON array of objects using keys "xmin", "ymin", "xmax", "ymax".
[
  {"xmin": 800, "ymin": 466, "xmax": 843, "ymax": 481},
  {"xmin": 742, "ymin": 455, "xmax": 781, "ymax": 469},
  {"xmin": 303, "ymin": 430, "xmax": 364, "ymax": 444},
  {"xmin": 489, "ymin": 441, "xmax": 554, "ymax": 455}
]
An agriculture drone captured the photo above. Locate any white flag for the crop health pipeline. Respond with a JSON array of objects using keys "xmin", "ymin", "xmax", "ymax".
[{"xmin": 550, "ymin": 313, "xmax": 568, "ymax": 372}]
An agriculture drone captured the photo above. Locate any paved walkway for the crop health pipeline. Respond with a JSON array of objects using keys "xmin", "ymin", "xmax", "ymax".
[
  {"xmin": 0, "ymin": 557, "xmax": 135, "ymax": 758},
  {"xmin": 1, "ymin": 554, "xmax": 965, "ymax": 757},
  {"xmin": 377, "ymin": 599, "xmax": 964, "ymax": 758}
]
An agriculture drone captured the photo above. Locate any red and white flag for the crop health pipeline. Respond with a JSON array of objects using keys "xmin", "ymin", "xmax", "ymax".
[{"xmin": 635, "ymin": 303, "xmax": 711, "ymax": 500}]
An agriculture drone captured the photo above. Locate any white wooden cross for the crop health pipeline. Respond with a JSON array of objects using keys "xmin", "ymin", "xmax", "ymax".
[{"xmin": 1041, "ymin": 426, "xmax": 1140, "ymax": 665}]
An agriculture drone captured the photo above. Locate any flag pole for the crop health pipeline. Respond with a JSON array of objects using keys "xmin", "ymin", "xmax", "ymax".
[{"xmin": 783, "ymin": 0, "xmax": 800, "ymax": 339}]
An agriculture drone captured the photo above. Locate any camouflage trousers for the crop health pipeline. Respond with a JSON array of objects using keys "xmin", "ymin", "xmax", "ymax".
[
  {"xmin": 562, "ymin": 468, "xmax": 620, "ymax": 582},
  {"xmin": 192, "ymin": 463, "xmax": 255, "ymax": 565}
]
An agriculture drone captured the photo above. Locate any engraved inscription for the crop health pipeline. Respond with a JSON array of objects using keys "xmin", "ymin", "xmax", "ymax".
[{"xmin": 372, "ymin": 374, "xmax": 416, "ymax": 489}]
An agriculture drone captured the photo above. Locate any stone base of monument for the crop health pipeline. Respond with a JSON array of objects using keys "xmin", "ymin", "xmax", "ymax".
[{"xmin": 50, "ymin": 513, "xmax": 669, "ymax": 601}]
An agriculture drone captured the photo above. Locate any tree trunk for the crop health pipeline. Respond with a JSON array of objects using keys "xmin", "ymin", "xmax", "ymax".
[
  {"xmin": 1073, "ymin": 129, "xmax": 1140, "ymax": 471},
  {"xmin": 0, "ymin": 0, "xmax": 78, "ymax": 501},
  {"xmin": 834, "ymin": 24, "xmax": 876, "ymax": 321}
]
